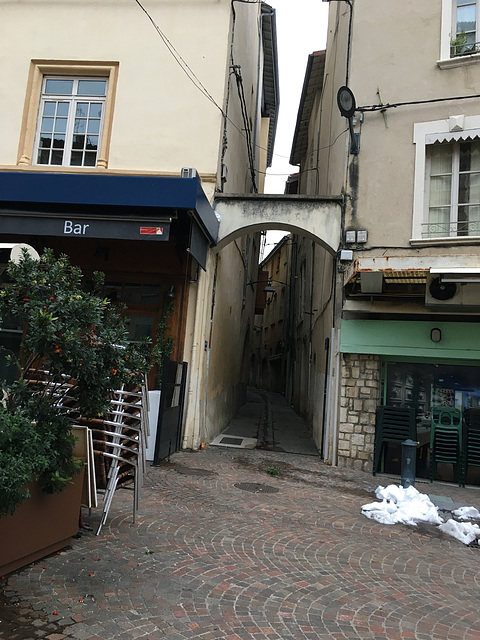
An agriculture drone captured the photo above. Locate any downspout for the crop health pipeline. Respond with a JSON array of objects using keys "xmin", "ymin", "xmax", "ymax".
[
  {"xmin": 320, "ymin": 335, "xmax": 330, "ymax": 457},
  {"xmin": 329, "ymin": 198, "xmax": 346, "ymax": 466},
  {"xmin": 307, "ymin": 241, "xmax": 315, "ymax": 405},
  {"xmin": 344, "ymin": 0, "xmax": 353, "ymax": 86},
  {"xmin": 323, "ymin": 327, "xmax": 335, "ymax": 462}
]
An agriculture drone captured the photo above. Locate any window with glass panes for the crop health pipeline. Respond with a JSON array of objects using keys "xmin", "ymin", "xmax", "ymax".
[
  {"xmin": 34, "ymin": 77, "xmax": 107, "ymax": 167},
  {"xmin": 453, "ymin": 0, "xmax": 479, "ymax": 55},
  {"xmin": 427, "ymin": 139, "xmax": 480, "ymax": 237}
]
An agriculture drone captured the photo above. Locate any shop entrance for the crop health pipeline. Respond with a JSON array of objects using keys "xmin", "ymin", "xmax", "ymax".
[{"xmin": 381, "ymin": 360, "xmax": 480, "ymax": 483}]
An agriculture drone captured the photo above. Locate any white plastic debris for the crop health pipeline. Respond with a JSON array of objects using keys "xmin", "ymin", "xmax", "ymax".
[
  {"xmin": 451, "ymin": 506, "xmax": 480, "ymax": 521},
  {"xmin": 361, "ymin": 484, "xmax": 443, "ymax": 526},
  {"xmin": 438, "ymin": 519, "xmax": 480, "ymax": 545},
  {"xmin": 362, "ymin": 484, "xmax": 480, "ymax": 545}
]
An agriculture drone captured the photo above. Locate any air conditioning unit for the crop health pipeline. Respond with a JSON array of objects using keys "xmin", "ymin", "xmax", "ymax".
[
  {"xmin": 425, "ymin": 273, "xmax": 480, "ymax": 310},
  {"xmin": 180, "ymin": 167, "xmax": 198, "ymax": 179}
]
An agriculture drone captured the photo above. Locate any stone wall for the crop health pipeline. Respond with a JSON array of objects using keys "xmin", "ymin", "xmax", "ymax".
[{"xmin": 338, "ymin": 353, "xmax": 380, "ymax": 472}]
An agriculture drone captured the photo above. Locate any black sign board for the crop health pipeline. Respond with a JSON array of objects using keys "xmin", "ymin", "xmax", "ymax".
[{"xmin": 0, "ymin": 215, "xmax": 171, "ymax": 242}]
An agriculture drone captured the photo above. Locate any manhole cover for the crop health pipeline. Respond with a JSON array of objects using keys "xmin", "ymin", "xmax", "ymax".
[
  {"xmin": 234, "ymin": 482, "xmax": 279, "ymax": 494},
  {"xmin": 220, "ymin": 436, "xmax": 244, "ymax": 445},
  {"xmin": 175, "ymin": 466, "xmax": 216, "ymax": 477}
]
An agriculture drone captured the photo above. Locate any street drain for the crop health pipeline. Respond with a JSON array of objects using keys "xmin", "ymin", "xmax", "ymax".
[
  {"xmin": 174, "ymin": 466, "xmax": 216, "ymax": 477},
  {"xmin": 220, "ymin": 436, "xmax": 244, "ymax": 445},
  {"xmin": 234, "ymin": 482, "xmax": 279, "ymax": 494}
]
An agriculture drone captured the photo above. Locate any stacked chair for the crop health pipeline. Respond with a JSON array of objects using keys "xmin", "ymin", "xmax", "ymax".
[
  {"xmin": 461, "ymin": 408, "xmax": 480, "ymax": 486},
  {"xmin": 429, "ymin": 406, "xmax": 462, "ymax": 485},
  {"xmin": 373, "ymin": 405, "xmax": 417, "ymax": 475},
  {"xmin": 26, "ymin": 369, "xmax": 150, "ymax": 534},
  {"xmin": 94, "ymin": 383, "xmax": 149, "ymax": 534}
]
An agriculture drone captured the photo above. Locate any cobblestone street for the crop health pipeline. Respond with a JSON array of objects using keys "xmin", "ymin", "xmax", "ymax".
[{"xmin": 1, "ymin": 442, "xmax": 480, "ymax": 640}]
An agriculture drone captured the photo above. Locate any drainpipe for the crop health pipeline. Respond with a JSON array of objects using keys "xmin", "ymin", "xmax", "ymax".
[
  {"xmin": 327, "ymin": 0, "xmax": 353, "ymax": 87},
  {"xmin": 307, "ymin": 241, "xmax": 315, "ymax": 406},
  {"xmin": 323, "ymin": 327, "xmax": 335, "ymax": 461}
]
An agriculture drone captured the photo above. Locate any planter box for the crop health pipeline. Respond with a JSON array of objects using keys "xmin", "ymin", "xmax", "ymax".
[{"xmin": 0, "ymin": 468, "xmax": 84, "ymax": 576}]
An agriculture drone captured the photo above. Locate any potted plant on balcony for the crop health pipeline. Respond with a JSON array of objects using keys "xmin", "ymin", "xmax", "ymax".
[{"xmin": 0, "ymin": 249, "xmax": 147, "ymax": 575}]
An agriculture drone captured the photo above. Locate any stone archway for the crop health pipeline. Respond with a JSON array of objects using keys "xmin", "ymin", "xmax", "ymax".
[{"xmin": 213, "ymin": 193, "xmax": 343, "ymax": 254}]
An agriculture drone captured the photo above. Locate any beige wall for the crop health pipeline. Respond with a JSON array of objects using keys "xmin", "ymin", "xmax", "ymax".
[
  {"xmin": 1, "ymin": 0, "xmax": 235, "ymax": 175},
  {"xmin": 343, "ymin": 0, "xmax": 480, "ymax": 253},
  {"xmin": 0, "ymin": 0, "xmax": 270, "ymax": 450},
  {"xmin": 318, "ymin": 0, "xmax": 480, "ymax": 467}
]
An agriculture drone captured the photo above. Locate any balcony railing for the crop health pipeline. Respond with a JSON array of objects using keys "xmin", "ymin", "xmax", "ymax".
[
  {"xmin": 451, "ymin": 40, "xmax": 480, "ymax": 58},
  {"xmin": 421, "ymin": 220, "xmax": 480, "ymax": 239}
]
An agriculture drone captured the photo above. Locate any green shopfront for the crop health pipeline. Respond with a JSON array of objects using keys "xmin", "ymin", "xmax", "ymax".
[{"xmin": 338, "ymin": 318, "xmax": 480, "ymax": 483}]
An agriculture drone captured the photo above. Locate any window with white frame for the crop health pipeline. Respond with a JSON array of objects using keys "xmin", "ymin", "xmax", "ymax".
[
  {"xmin": 439, "ymin": 0, "xmax": 480, "ymax": 63},
  {"xmin": 34, "ymin": 77, "xmax": 107, "ymax": 167},
  {"xmin": 412, "ymin": 116, "xmax": 480, "ymax": 241},
  {"xmin": 452, "ymin": 0, "xmax": 479, "ymax": 56},
  {"xmin": 426, "ymin": 139, "xmax": 480, "ymax": 237}
]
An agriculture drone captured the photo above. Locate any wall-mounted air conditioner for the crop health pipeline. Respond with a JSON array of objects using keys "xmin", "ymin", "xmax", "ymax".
[
  {"xmin": 425, "ymin": 273, "xmax": 480, "ymax": 310},
  {"xmin": 180, "ymin": 167, "xmax": 198, "ymax": 179}
]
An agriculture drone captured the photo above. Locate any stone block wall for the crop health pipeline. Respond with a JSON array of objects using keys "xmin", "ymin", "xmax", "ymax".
[{"xmin": 337, "ymin": 353, "xmax": 380, "ymax": 472}]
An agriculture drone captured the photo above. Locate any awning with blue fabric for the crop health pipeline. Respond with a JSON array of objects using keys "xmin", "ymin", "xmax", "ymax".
[{"xmin": 0, "ymin": 171, "xmax": 219, "ymax": 268}]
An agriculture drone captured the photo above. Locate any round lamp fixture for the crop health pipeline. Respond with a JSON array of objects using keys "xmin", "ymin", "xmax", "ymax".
[{"xmin": 337, "ymin": 86, "xmax": 356, "ymax": 119}]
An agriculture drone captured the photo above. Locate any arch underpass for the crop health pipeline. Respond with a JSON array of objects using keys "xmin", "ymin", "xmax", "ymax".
[{"xmin": 213, "ymin": 193, "xmax": 343, "ymax": 253}]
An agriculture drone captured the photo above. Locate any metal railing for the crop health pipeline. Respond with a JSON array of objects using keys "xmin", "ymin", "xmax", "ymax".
[
  {"xmin": 451, "ymin": 40, "xmax": 480, "ymax": 57},
  {"xmin": 422, "ymin": 220, "xmax": 480, "ymax": 238}
]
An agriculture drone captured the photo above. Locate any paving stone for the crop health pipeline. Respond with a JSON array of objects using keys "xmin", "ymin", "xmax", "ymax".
[{"xmin": 1, "ymin": 432, "xmax": 480, "ymax": 640}]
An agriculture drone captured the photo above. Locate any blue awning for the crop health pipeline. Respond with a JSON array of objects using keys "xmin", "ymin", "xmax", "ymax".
[{"xmin": 0, "ymin": 171, "xmax": 219, "ymax": 245}]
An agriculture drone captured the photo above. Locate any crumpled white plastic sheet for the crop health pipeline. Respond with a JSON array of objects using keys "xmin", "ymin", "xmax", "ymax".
[
  {"xmin": 438, "ymin": 519, "xmax": 480, "ymax": 545},
  {"xmin": 362, "ymin": 484, "xmax": 443, "ymax": 526},
  {"xmin": 362, "ymin": 484, "xmax": 480, "ymax": 545},
  {"xmin": 452, "ymin": 506, "xmax": 480, "ymax": 521}
]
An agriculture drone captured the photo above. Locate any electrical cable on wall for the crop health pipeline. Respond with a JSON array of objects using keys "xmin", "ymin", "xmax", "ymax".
[
  {"xmin": 358, "ymin": 93, "xmax": 480, "ymax": 112},
  {"xmin": 133, "ymin": 0, "xmax": 273, "ymax": 188},
  {"xmin": 232, "ymin": 65, "xmax": 258, "ymax": 193}
]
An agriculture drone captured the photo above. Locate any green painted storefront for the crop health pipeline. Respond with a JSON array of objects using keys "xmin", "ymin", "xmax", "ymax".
[{"xmin": 340, "ymin": 318, "xmax": 480, "ymax": 363}]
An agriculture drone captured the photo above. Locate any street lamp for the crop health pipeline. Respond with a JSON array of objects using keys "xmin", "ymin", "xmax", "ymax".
[{"xmin": 247, "ymin": 279, "xmax": 276, "ymax": 305}]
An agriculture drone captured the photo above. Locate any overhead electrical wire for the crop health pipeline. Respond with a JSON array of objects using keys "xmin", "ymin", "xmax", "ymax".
[
  {"xmin": 133, "ymin": 0, "xmax": 275, "ymax": 185},
  {"xmin": 358, "ymin": 93, "xmax": 480, "ymax": 112}
]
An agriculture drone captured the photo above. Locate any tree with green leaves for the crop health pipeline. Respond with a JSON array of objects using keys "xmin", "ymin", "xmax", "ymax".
[{"xmin": 0, "ymin": 248, "xmax": 148, "ymax": 517}]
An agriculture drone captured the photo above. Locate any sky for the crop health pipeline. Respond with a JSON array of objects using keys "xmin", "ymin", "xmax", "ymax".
[{"xmin": 262, "ymin": 0, "xmax": 330, "ymax": 249}]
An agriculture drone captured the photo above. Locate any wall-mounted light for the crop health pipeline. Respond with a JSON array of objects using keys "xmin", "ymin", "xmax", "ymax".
[
  {"xmin": 263, "ymin": 281, "xmax": 276, "ymax": 305},
  {"xmin": 164, "ymin": 285, "xmax": 175, "ymax": 299},
  {"xmin": 247, "ymin": 279, "xmax": 276, "ymax": 305},
  {"xmin": 431, "ymin": 328, "xmax": 442, "ymax": 343}
]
